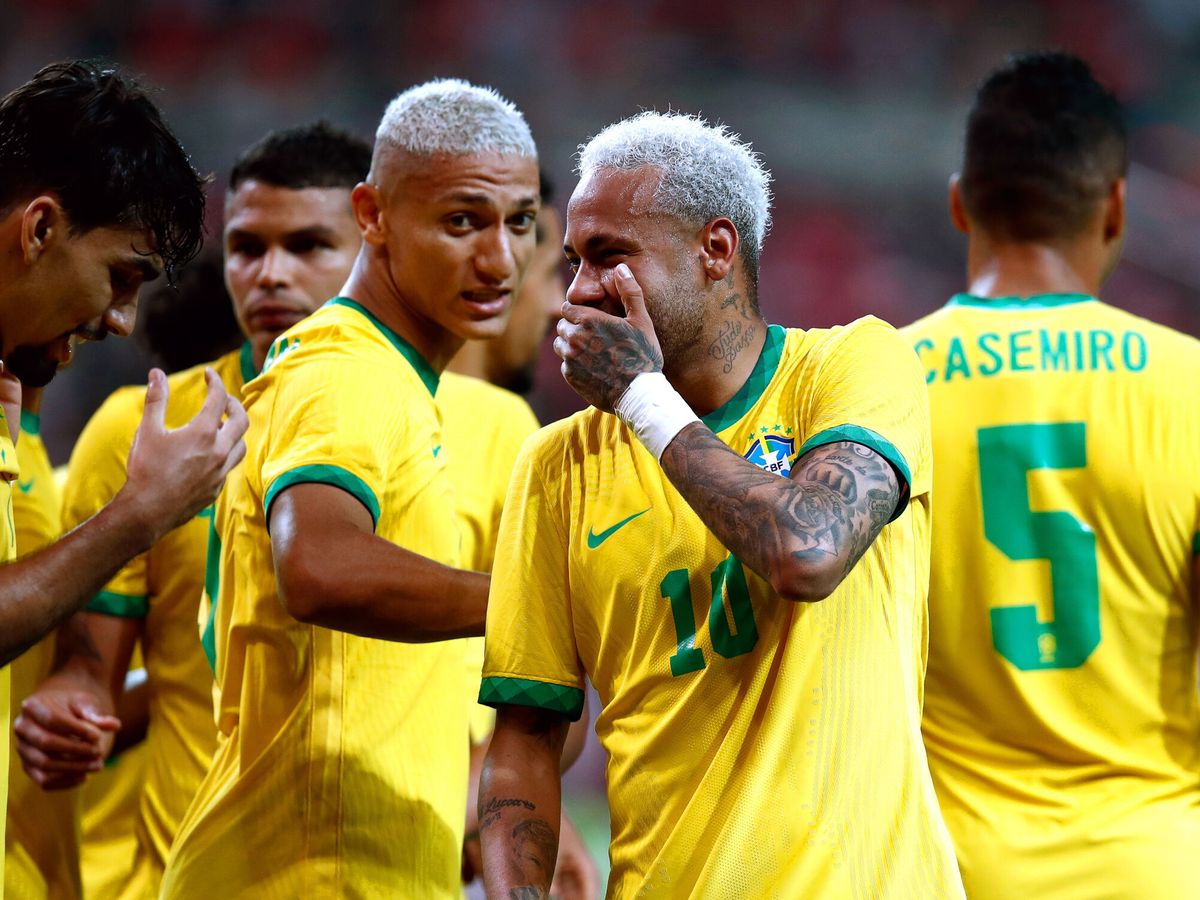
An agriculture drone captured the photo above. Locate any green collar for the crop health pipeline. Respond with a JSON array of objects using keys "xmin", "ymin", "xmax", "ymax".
[
  {"xmin": 326, "ymin": 298, "xmax": 440, "ymax": 396},
  {"xmin": 946, "ymin": 293, "xmax": 1096, "ymax": 310},
  {"xmin": 19, "ymin": 409, "xmax": 39, "ymax": 436},
  {"xmin": 239, "ymin": 341, "xmax": 258, "ymax": 385},
  {"xmin": 701, "ymin": 324, "xmax": 786, "ymax": 434}
]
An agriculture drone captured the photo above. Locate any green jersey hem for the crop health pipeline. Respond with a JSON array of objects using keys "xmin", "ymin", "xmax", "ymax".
[
  {"xmin": 946, "ymin": 293, "xmax": 1095, "ymax": 310},
  {"xmin": 798, "ymin": 424, "xmax": 913, "ymax": 522},
  {"xmin": 19, "ymin": 410, "xmax": 39, "ymax": 436},
  {"xmin": 239, "ymin": 341, "xmax": 258, "ymax": 385},
  {"xmin": 264, "ymin": 464, "xmax": 381, "ymax": 530},
  {"xmin": 86, "ymin": 590, "xmax": 149, "ymax": 619},
  {"xmin": 326, "ymin": 297, "xmax": 440, "ymax": 397},
  {"xmin": 478, "ymin": 676, "xmax": 585, "ymax": 721},
  {"xmin": 701, "ymin": 324, "xmax": 787, "ymax": 434}
]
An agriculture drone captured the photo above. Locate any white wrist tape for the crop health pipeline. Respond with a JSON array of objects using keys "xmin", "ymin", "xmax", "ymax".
[{"xmin": 615, "ymin": 372, "xmax": 700, "ymax": 461}]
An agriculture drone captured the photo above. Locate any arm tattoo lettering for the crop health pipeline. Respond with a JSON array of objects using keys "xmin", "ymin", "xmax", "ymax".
[
  {"xmin": 509, "ymin": 889, "xmax": 548, "ymax": 900},
  {"xmin": 661, "ymin": 434, "xmax": 901, "ymax": 595},
  {"xmin": 478, "ymin": 796, "xmax": 536, "ymax": 832}
]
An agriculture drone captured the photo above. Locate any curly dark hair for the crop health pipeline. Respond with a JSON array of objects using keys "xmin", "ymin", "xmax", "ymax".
[
  {"xmin": 0, "ymin": 60, "xmax": 206, "ymax": 279},
  {"xmin": 961, "ymin": 51, "xmax": 1127, "ymax": 242}
]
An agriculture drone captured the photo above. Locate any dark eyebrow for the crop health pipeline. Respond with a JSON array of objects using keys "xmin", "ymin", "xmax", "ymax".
[
  {"xmin": 564, "ymin": 232, "xmax": 630, "ymax": 257},
  {"xmin": 124, "ymin": 256, "xmax": 162, "ymax": 282}
]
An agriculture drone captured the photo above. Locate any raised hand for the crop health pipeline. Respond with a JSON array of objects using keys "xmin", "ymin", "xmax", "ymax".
[
  {"xmin": 116, "ymin": 368, "xmax": 248, "ymax": 543},
  {"xmin": 554, "ymin": 263, "xmax": 663, "ymax": 413}
]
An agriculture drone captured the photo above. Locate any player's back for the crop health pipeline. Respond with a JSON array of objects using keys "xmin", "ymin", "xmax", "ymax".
[{"xmin": 904, "ymin": 293, "xmax": 1200, "ymax": 899}]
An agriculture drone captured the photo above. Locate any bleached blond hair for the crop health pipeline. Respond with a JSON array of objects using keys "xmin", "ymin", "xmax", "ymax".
[
  {"xmin": 375, "ymin": 78, "xmax": 536, "ymax": 158},
  {"xmin": 577, "ymin": 111, "xmax": 772, "ymax": 279}
]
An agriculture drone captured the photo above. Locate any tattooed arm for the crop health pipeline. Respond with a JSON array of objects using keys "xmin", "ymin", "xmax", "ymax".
[
  {"xmin": 662, "ymin": 434, "xmax": 901, "ymax": 601},
  {"xmin": 479, "ymin": 704, "xmax": 569, "ymax": 899}
]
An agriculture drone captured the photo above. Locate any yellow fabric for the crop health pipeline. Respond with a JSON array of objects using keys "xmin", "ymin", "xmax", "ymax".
[
  {"xmin": 61, "ymin": 348, "xmax": 247, "ymax": 899},
  {"xmin": 0, "ymin": 408, "xmax": 21, "ymax": 897},
  {"xmin": 79, "ymin": 742, "xmax": 147, "ymax": 900},
  {"xmin": 163, "ymin": 300, "xmax": 467, "ymax": 898},
  {"xmin": 437, "ymin": 371, "xmax": 539, "ymax": 745},
  {"xmin": 903, "ymin": 294, "xmax": 1200, "ymax": 899},
  {"xmin": 483, "ymin": 319, "xmax": 962, "ymax": 898},
  {"xmin": 6, "ymin": 425, "xmax": 80, "ymax": 900}
]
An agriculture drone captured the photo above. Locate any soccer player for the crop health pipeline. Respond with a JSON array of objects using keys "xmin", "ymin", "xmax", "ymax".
[
  {"xmin": 161, "ymin": 79, "xmax": 540, "ymax": 897},
  {"xmin": 478, "ymin": 111, "xmax": 963, "ymax": 898},
  {"xmin": 902, "ymin": 52, "xmax": 1200, "ymax": 899},
  {"xmin": 17, "ymin": 122, "xmax": 370, "ymax": 899},
  {"xmin": 6, "ymin": 371, "xmax": 78, "ymax": 899},
  {"xmin": 0, "ymin": 60, "xmax": 246, "ymax": 883}
]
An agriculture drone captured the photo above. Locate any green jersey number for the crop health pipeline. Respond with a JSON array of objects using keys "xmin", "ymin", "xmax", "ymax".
[
  {"xmin": 660, "ymin": 553, "xmax": 759, "ymax": 676},
  {"xmin": 978, "ymin": 422, "xmax": 1100, "ymax": 670}
]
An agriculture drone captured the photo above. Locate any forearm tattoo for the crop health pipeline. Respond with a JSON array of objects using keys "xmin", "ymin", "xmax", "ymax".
[{"xmin": 661, "ymin": 434, "xmax": 901, "ymax": 590}]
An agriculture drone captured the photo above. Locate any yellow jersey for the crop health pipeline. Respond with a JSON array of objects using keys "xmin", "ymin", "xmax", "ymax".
[
  {"xmin": 903, "ymin": 293, "xmax": 1200, "ymax": 899},
  {"xmin": 0, "ymin": 404, "xmax": 21, "ymax": 896},
  {"xmin": 437, "ymin": 371, "xmax": 540, "ymax": 744},
  {"xmin": 6, "ymin": 416, "xmax": 79, "ymax": 900},
  {"xmin": 62, "ymin": 345, "xmax": 254, "ymax": 899},
  {"xmin": 164, "ymin": 299, "xmax": 467, "ymax": 898},
  {"xmin": 483, "ymin": 319, "xmax": 962, "ymax": 898},
  {"xmin": 79, "ymin": 715, "xmax": 147, "ymax": 900}
]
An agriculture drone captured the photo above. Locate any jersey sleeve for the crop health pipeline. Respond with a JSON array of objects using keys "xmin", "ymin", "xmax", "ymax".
[
  {"xmin": 479, "ymin": 433, "xmax": 585, "ymax": 721},
  {"xmin": 62, "ymin": 390, "xmax": 148, "ymax": 618},
  {"xmin": 798, "ymin": 317, "xmax": 932, "ymax": 517},
  {"xmin": 257, "ymin": 341, "xmax": 405, "ymax": 531}
]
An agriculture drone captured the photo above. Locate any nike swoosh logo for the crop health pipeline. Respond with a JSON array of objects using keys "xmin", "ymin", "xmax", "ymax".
[
  {"xmin": 433, "ymin": 445, "xmax": 442, "ymax": 458},
  {"xmin": 16, "ymin": 479, "xmax": 34, "ymax": 494},
  {"xmin": 587, "ymin": 508, "xmax": 650, "ymax": 549}
]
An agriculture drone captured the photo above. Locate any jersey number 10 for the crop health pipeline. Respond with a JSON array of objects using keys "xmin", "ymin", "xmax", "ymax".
[
  {"xmin": 978, "ymin": 422, "xmax": 1100, "ymax": 670},
  {"xmin": 660, "ymin": 554, "xmax": 759, "ymax": 676}
]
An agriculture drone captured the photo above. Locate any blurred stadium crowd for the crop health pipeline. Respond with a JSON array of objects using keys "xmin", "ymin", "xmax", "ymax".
[{"xmin": 1, "ymin": 0, "xmax": 1197, "ymax": 463}]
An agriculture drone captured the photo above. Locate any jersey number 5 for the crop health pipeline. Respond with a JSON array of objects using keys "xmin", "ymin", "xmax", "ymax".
[
  {"xmin": 978, "ymin": 422, "xmax": 1100, "ymax": 670},
  {"xmin": 660, "ymin": 554, "xmax": 759, "ymax": 676}
]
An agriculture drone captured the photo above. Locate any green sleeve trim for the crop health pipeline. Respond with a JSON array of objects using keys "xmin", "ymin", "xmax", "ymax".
[
  {"xmin": 1193, "ymin": 533, "xmax": 1199, "ymax": 557},
  {"xmin": 264, "ymin": 464, "xmax": 381, "ymax": 530},
  {"xmin": 798, "ymin": 424, "xmax": 912, "ymax": 522},
  {"xmin": 478, "ymin": 676, "xmax": 585, "ymax": 721},
  {"xmin": 86, "ymin": 591, "xmax": 149, "ymax": 618},
  {"xmin": 19, "ymin": 410, "xmax": 40, "ymax": 435}
]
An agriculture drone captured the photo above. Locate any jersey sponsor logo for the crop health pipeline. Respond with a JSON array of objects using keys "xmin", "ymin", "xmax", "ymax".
[
  {"xmin": 586, "ymin": 507, "xmax": 650, "ymax": 549},
  {"xmin": 743, "ymin": 432, "xmax": 795, "ymax": 476}
]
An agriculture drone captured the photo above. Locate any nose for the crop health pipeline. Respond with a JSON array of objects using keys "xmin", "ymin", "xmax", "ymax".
[
  {"xmin": 565, "ymin": 263, "xmax": 606, "ymax": 306},
  {"xmin": 257, "ymin": 246, "xmax": 291, "ymax": 289},
  {"xmin": 102, "ymin": 292, "xmax": 138, "ymax": 338},
  {"xmin": 474, "ymin": 227, "xmax": 516, "ymax": 284}
]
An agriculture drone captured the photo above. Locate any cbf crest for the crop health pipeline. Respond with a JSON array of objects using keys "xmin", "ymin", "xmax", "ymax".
[{"xmin": 742, "ymin": 425, "xmax": 796, "ymax": 476}]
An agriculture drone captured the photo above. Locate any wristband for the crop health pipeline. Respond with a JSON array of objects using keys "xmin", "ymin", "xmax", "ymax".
[{"xmin": 615, "ymin": 372, "xmax": 700, "ymax": 461}]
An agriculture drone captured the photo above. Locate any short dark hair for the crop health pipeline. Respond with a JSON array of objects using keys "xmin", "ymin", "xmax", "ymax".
[
  {"xmin": 960, "ymin": 51, "xmax": 1127, "ymax": 242},
  {"xmin": 0, "ymin": 60, "xmax": 206, "ymax": 278},
  {"xmin": 229, "ymin": 121, "xmax": 372, "ymax": 192},
  {"xmin": 137, "ymin": 244, "xmax": 241, "ymax": 374}
]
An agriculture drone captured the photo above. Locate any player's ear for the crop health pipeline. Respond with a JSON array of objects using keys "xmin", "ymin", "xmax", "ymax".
[
  {"xmin": 700, "ymin": 217, "xmax": 737, "ymax": 282},
  {"xmin": 948, "ymin": 175, "xmax": 970, "ymax": 235},
  {"xmin": 1102, "ymin": 177, "xmax": 1125, "ymax": 245},
  {"xmin": 19, "ymin": 196, "xmax": 65, "ymax": 265},
  {"xmin": 352, "ymin": 182, "xmax": 386, "ymax": 246}
]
